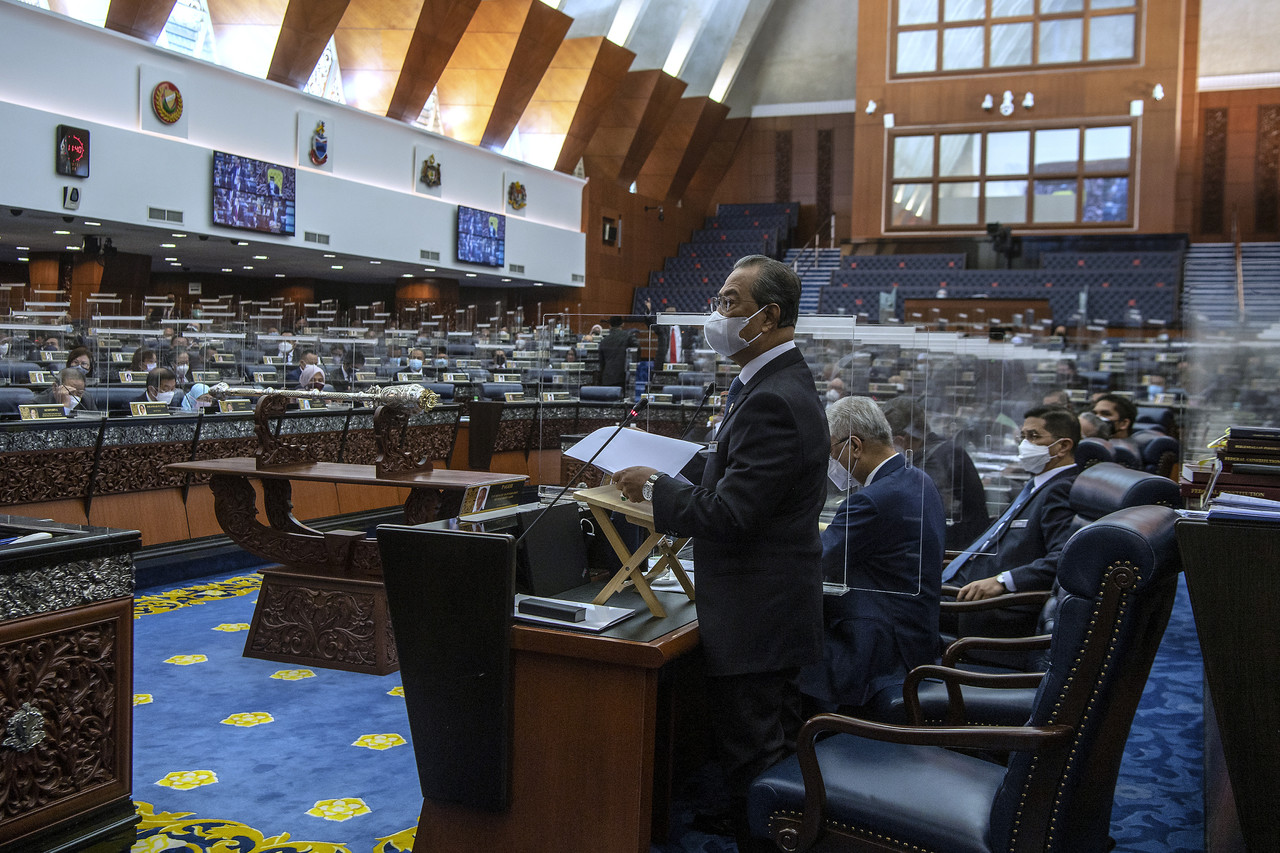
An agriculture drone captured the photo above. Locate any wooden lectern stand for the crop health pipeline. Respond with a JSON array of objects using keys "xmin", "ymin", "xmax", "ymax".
[{"xmin": 573, "ymin": 484, "xmax": 694, "ymax": 618}]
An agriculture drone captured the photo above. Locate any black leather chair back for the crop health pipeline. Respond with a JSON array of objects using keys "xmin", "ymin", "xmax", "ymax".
[
  {"xmin": 1074, "ymin": 436, "xmax": 1113, "ymax": 468},
  {"xmin": 1130, "ymin": 428, "xmax": 1180, "ymax": 478},
  {"xmin": 989, "ymin": 505, "xmax": 1180, "ymax": 851},
  {"xmin": 1108, "ymin": 437, "xmax": 1142, "ymax": 469}
]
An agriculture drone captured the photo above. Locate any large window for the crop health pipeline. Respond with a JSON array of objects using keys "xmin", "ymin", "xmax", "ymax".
[
  {"xmin": 893, "ymin": 0, "xmax": 1139, "ymax": 76},
  {"xmin": 888, "ymin": 122, "xmax": 1134, "ymax": 229}
]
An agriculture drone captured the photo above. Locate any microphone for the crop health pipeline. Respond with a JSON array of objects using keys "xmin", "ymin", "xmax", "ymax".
[
  {"xmin": 515, "ymin": 397, "xmax": 650, "ymax": 545},
  {"xmin": 679, "ymin": 382, "xmax": 716, "ymax": 441}
]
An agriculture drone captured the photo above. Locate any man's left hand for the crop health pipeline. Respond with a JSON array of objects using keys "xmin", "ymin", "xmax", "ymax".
[
  {"xmin": 956, "ymin": 576, "xmax": 1007, "ymax": 601},
  {"xmin": 611, "ymin": 466, "xmax": 658, "ymax": 502}
]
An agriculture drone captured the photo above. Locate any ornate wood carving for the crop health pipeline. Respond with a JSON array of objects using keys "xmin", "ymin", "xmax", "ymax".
[
  {"xmin": 1256, "ymin": 105, "xmax": 1280, "ymax": 234},
  {"xmin": 374, "ymin": 405, "xmax": 433, "ymax": 477},
  {"xmin": 245, "ymin": 580, "xmax": 380, "ymax": 670},
  {"xmin": 775, "ymin": 129, "xmax": 792, "ymax": 203},
  {"xmin": 0, "ymin": 448, "xmax": 96, "ymax": 505},
  {"xmin": 94, "ymin": 442, "xmax": 189, "ymax": 494},
  {"xmin": 0, "ymin": 618, "xmax": 121, "ymax": 820},
  {"xmin": 254, "ymin": 395, "xmax": 317, "ymax": 469},
  {"xmin": 818, "ymin": 127, "xmax": 834, "ymax": 232},
  {"xmin": 1200, "ymin": 107, "xmax": 1228, "ymax": 236}
]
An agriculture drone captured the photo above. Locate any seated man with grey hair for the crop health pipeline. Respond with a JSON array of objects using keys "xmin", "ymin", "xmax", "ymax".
[{"xmin": 799, "ymin": 395, "xmax": 946, "ymax": 718}]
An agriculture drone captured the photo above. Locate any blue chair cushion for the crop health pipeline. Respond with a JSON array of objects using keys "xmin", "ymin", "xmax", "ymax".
[
  {"xmin": 0, "ymin": 386, "xmax": 36, "ymax": 414},
  {"xmin": 748, "ymin": 736, "xmax": 1004, "ymax": 853},
  {"xmin": 578, "ymin": 385, "xmax": 622, "ymax": 402},
  {"xmin": 479, "ymin": 382, "xmax": 523, "ymax": 400}
]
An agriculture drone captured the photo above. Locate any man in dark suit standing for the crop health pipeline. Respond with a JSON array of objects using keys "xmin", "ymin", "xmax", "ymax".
[
  {"xmin": 596, "ymin": 316, "xmax": 635, "ymax": 388},
  {"xmin": 948, "ymin": 405, "xmax": 1080, "ymax": 635},
  {"xmin": 800, "ymin": 395, "xmax": 945, "ymax": 716},
  {"xmin": 613, "ymin": 255, "xmax": 828, "ymax": 850}
]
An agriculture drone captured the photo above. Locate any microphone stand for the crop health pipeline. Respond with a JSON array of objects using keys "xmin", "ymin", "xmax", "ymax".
[
  {"xmin": 678, "ymin": 381, "xmax": 716, "ymax": 441},
  {"xmin": 515, "ymin": 397, "xmax": 650, "ymax": 545}
]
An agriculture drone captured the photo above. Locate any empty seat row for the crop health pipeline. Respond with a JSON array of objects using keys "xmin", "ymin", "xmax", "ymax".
[{"xmin": 842, "ymin": 253, "xmax": 967, "ymax": 270}]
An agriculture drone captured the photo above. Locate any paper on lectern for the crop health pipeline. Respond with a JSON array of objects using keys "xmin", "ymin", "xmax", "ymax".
[{"xmin": 564, "ymin": 427, "xmax": 702, "ymax": 476}]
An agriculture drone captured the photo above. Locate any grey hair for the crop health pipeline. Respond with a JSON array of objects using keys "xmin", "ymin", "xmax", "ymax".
[
  {"xmin": 1079, "ymin": 411, "xmax": 1114, "ymax": 439},
  {"xmin": 827, "ymin": 395, "xmax": 893, "ymax": 446},
  {"xmin": 734, "ymin": 254, "xmax": 800, "ymax": 328}
]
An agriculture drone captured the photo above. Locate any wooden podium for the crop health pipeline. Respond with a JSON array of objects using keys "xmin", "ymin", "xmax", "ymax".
[{"xmin": 573, "ymin": 484, "xmax": 694, "ymax": 618}]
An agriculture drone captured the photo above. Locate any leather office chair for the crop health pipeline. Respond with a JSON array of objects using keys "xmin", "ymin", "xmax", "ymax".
[
  {"xmin": 748, "ymin": 503, "xmax": 1181, "ymax": 853},
  {"xmin": 1074, "ymin": 436, "xmax": 1114, "ymax": 469},
  {"xmin": 578, "ymin": 385, "xmax": 622, "ymax": 402},
  {"xmin": 1108, "ymin": 437, "xmax": 1142, "ymax": 469},
  {"xmin": 0, "ymin": 386, "xmax": 36, "ymax": 416},
  {"xmin": 1130, "ymin": 428, "xmax": 1180, "ymax": 479}
]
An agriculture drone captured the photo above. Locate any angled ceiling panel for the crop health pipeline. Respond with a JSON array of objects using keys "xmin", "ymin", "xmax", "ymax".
[
  {"xmin": 207, "ymin": 0, "xmax": 291, "ymax": 79},
  {"xmin": 104, "ymin": 0, "xmax": 178, "ymax": 42},
  {"xmin": 266, "ymin": 0, "xmax": 352, "ymax": 88},
  {"xmin": 386, "ymin": 0, "xmax": 483, "ymax": 122},
  {"xmin": 681, "ymin": 115, "xmax": 749, "ymax": 209},
  {"xmin": 637, "ymin": 96, "xmax": 728, "ymax": 202},
  {"xmin": 479, "ymin": 0, "xmax": 572, "ymax": 150},
  {"xmin": 616, "ymin": 70, "xmax": 686, "ymax": 188},
  {"xmin": 543, "ymin": 37, "xmax": 635, "ymax": 173},
  {"xmin": 332, "ymin": 0, "xmax": 429, "ymax": 117}
]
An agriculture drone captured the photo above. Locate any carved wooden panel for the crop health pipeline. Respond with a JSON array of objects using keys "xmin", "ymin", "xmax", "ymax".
[
  {"xmin": 1256, "ymin": 105, "xmax": 1280, "ymax": 234},
  {"xmin": 0, "ymin": 600, "xmax": 130, "ymax": 836},
  {"xmin": 818, "ymin": 128, "xmax": 834, "ymax": 232},
  {"xmin": 1200, "ymin": 107, "xmax": 1228, "ymax": 236},
  {"xmin": 775, "ymin": 129, "xmax": 792, "ymax": 204},
  {"xmin": 94, "ymin": 442, "xmax": 192, "ymax": 495},
  {"xmin": 0, "ymin": 448, "xmax": 95, "ymax": 505}
]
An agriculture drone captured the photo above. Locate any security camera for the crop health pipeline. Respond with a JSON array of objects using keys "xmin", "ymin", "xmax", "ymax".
[
  {"xmin": 9, "ymin": 208, "xmax": 22, "ymax": 217},
  {"xmin": 198, "ymin": 235, "xmax": 209, "ymax": 241},
  {"xmin": 62, "ymin": 215, "xmax": 74, "ymax": 223}
]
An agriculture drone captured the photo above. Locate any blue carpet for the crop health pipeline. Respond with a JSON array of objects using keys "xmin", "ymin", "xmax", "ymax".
[{"xmin": 131, "ymin": 571, "xmax": 1204, "ymax": 852}]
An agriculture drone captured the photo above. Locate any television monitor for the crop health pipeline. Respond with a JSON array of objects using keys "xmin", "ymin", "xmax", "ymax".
[
  {"xmin": 456, "ymin": 205, "xmax": 505, "ymax": 268},
  {"xmin": 212, "ymin": 150, "xmax": 296, "ymax": 236}
]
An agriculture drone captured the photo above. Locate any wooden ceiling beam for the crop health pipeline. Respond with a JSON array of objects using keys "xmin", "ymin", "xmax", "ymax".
[
  {"xmin": 548, "ymin": 38, "xmax": 635, "ymax": 174},
  {"xmin": 638, "ymin": 96, "xmax": 729, "ymax": 204},
  {"xmin": 681, "ymin": 116, "xmax": 750, "ymax": 212},
  {"xmin": 104, "ymin": 0, "xmax": 178, "ymax": 42},
  {"xmin": 266, "ymin": 0, "xmax": 351, "ymax": 88},
  {"xmin": 581, "ymin": 70, "xmax": 686, "ymax": 187},
  {"xmin": 478, "ymin": 0, "xmax": 571, "ymax": 151},
  {"xmin": 386, "ymin": 0, "xmax": 483, "ymax": 123},
  {"xmin": 332, "ymin": 0, "xmax": 428, "ymax": 117}
]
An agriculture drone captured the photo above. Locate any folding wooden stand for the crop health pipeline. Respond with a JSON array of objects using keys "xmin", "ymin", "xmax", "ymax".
[{"xmin": 573, "ymin": 484, "xmax": 694, "ymax": 618}]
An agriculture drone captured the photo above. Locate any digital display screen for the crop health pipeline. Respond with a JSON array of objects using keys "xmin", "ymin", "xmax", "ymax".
[
  {"xmin": 456, "ymin": 205, "xmax": 505, "ymax": 268},
  {"xmin": 212, "ymin": 150, "xmax": 296, "ymax": 236},
  {"xmin": 56, "ymin": 125, "xmax": 90, "ymax": 178}
]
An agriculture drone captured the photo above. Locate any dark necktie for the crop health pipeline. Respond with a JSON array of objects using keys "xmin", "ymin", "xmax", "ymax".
[
  {"xmin": 942, "ymin": 477, "xmax": 1037, "ymax": 583},
  {"xmin": 725, "ymin": 376, "xmax": 745, "ymax": 416}
]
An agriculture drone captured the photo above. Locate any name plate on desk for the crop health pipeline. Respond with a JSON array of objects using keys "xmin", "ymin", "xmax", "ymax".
[
  {"xmin": 541, "ymin": 391, "xmax": 572, "ymax": 402},
  {"xmin": 129, "ymin": 401, "xmax": 170, "ymax": 417},
  {"xmin": 27, "ymin": 370, "xmax": 55, "ymax": 385},
  {"xmin": 214, "ymin": 354, "xmax": 236, "ymax": 364},
  {"xmin": 19, "ymin": 403, "xmax": 68, "ymax": 420},
  {"xmin": 193, "ymin": 371, "xmax": 221, "ymax": 383},
  {"xmin": 443, "ymin": 373, "xmax": 470, "ymax": 383},
  {"xmin": 297, "ymin": 398, "xmax": 321, "ymax": 410},
  {"xmin": 354, "ymin": 372, "xmax": 378, "ymax": 382},
  {"xmin": 252, "ymin": 371, "xmax": 278, "ymax": 384},
  {"xmin": 645, "ymin": 393, "xmax": 673, "ymax": 404},
  {"xmin": 117, "ymin": 370, "xmax": 144, "ymax": 384},
  {"xmin": 560, "ymin": 362, "xmax": 585, "ymax": 371},
  {"xmin": 262, "ymin": 355, "xmax": 284, "ymax": 365},
  {"xmin": 455, "ymin": 359, "xmax": 481, "ymax": 369},
  {"xmin": 40, "ymin": 350, "xmax": 69, "ymax": 362},
  {"xmin": 396, "ymin": 372, "xmax": 424, "ymax": 381},
  {"xmin": 869, "ymin": 382, "xmax": 902, "ymax": 395},
  {"xmin": 111, "ymin": 352, "xmax": 131, "ymax": 363},
  {"xmin": 218, "ymin": 399, "xmax": 253, "ymax": 413},
  {"xmin": 494, "ymin": 374, "xmax": 522, "ymax": 383},
  {"xmin": 503, "ymin": 392, "xmax": 525, "ymax": 402},
  {"xmin": 666, "ymin": 363, "xmax": 690, "ymax": 372}
]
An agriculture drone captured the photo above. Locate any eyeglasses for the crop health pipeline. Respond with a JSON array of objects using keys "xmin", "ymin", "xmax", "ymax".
[{"xmin": 709, "ymin": 295, "xmax": 758, "ymax": 314}]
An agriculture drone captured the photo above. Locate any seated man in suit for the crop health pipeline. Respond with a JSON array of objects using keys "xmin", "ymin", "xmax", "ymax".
[
  {"xmin": 32, "ymin": 367, "xmax": 98, "ymax": 416},
  {"xmin": 131, "ymin": 367, "xmax": 180, "ymax": 410},
  {"xmin": 948, "ymin": 405, "xmax": 1080, "ymax": 636},
  {"xmin": 880, "ymin": 396, "xmax": 989, "ymax": 552},
  {"xmin": 800, "ymin": 396, "xmax": 945, "ymax": 717}
]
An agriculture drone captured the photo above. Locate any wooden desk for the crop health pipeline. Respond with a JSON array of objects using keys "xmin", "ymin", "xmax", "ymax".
[
  {"xmin": 412, "ymin": 584, "xmax": 701, "ymax": 853},
  {"xmin": 167, "ymin": 457, "xmax": 524, "ymax": 674}
]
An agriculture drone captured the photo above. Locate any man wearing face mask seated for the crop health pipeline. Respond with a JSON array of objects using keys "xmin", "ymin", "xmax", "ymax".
[
  {"xmin": 799, "ymin": 396, "xmax": 945, "ymax": 719},
  {"xmin": 131, "ymin": 367, "xmax": 181, "ymax": 411},
  {"xmin": 32, "ymin": 367, "xmax": 98, "ymax": 416},
  {"xmin": 945, "ymin": 405, "xmax": 1079, "ymax": 637}
]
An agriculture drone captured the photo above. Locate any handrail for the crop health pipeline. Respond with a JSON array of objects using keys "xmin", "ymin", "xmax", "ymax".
[{"xmin": 790, "ymin": 214, "xmax": 838, "ymax": 277}]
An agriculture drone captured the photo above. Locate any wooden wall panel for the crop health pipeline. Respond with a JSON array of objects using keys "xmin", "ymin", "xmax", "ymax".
[
  {"xmin": 617, "ymin": 73, "xmax": 687, "ymax": 191},
  {"xmin": 104, "ymin": 0, "xmax": 177, "ymax": 42},
  {"xmin": 386, "ymin": 0, "xmax": 482, "ymax": 122},
  {"xmin": 636, "ymin": 97, "xmax": 728, "ymax": 205},
  {"xmin": 333, "ymin": 0, "xmax": 428, "ymax": 117},
  {"xmin": 1193, "ymin": 88, "xmax": 1280, "ymax": 241},
  {"xmin": 582, "ymin": 70, "xmax": 678, "ymax": 186}
]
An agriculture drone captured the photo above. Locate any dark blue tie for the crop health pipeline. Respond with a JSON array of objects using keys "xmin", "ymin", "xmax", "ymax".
[
  {"xmin": 942, "ymin": 478, "xmax": 1036, "ymax": 583},
  {"xmin": 725, "ymin": 376, "xmax": 745, "ymax": 416}
]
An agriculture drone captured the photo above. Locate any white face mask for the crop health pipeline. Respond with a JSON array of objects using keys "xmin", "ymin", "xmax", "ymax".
[
  {"xmin": 407, "ymin": 358, "xmax": 423, "ymax": 372},
  {"xmin": 704, "ymin": 306, "xmax": 765, "ymax": 357},
  {"xmin": 1017, "ymin": 438, "xmax": 1055, "ymax": 475},
  {"xmin": 827, "ymin": 456, "xmax": 855, "ymax": 492},
  {"xmin": 155, "ymin": 390, "xmax": 176, "ymax": 405},
  {"xmin": 144, "ymin": 362, "xmax": 157, "ymax": 372},
  {"xmin": 0, "ymin": 343, "xmax": 8, "ymax": 357},
  {"xmin": 279, "ymin": 341, "xmax": 293, "ymax": 354},
  {"xmin": 176, "ymin": 364, "xmax": 188, "ymax": 375},
  {"xmin": 66, "ymin": 395, "xmax": 81, "ymax": 411},
  {"xmin": 825, "ymin": 388, "xmax": 840, "ymax": 403}
]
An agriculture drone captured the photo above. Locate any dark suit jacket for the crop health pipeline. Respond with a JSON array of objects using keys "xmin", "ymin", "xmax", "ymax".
[
  {"xmin": 32, "ymin": 388, "xmax": 98, "ymax": 413},
  {"xmin": 921, "ymin": 437, "xmax": 990, "ymax": 551},
  {"xmin": 799, "ymin": 454, "xmax": 946, "ymax": 707},
  {"xmin": 596, "ymin": 327, "xmax": 636, "ymax": 387},
  {"xmin": 652, "ymin": 346, "xmax": 829, "ymax": 677},
  {"xmin": 952, "ymin": 465, "xmax": 1080, "ymax": 591}
]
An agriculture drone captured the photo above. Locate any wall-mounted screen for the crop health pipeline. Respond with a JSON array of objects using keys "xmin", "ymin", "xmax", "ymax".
[
  {"xmin": 457, "ymin": 205, "xmax": 505, "ymax": 267},
  {"xmin": 212, "ymin": 150, "xmax": 296, "ymax": 236}
]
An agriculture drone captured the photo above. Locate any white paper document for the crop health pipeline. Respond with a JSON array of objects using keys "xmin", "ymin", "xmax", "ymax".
[{"xmin": 564, "ymin": 427, "xmax": 702, "ymax": 476}]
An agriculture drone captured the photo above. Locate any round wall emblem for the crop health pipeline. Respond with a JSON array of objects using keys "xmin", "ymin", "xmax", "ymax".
[
  {"xmin": 507, "ymin": 180, "xmax": 526, "ymax": 210},
  {"xmin": 152, "ymin": 81, "xmax": 183, "ymax": 124}
]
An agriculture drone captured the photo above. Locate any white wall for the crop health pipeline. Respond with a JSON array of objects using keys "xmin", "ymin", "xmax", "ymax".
[{"xmin": 0, "ymin": 2, "xmax": 586, "ymax": 286}]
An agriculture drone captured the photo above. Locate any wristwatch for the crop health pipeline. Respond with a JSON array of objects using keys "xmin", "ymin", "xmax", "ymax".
[
  {"xmin": 641, "ymin": 472, "xmax": 662, "ymax": 502},
  {"xmin": 996, "ymin": 571, "xmax": 1013, "ymax": 591}
]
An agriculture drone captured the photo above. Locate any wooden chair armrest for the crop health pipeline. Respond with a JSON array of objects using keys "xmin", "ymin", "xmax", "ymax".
[
  {"xmin": 903, "ymin": 664, "xmax": 1045, "ymax": 725},
  {"xmin": 939, "ymin": 589, "xmax": 1052, "ymax": 613},
  {"xmin": 942, "ymin": 633, "xmax": 1053, "ymax": 668}
]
